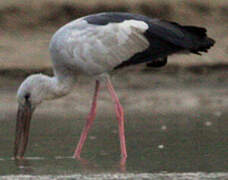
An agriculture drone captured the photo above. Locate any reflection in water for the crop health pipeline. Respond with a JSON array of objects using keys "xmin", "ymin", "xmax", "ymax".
[
  {"xmin": 3, "ymin": 155, "xmax": 127, "ymax": 174},
  {"xmin": 75, "ymin": 156, "xmax": 127, "ymax": 173},
  {"xmin": 0, "ymin": 108, "xmax": 228, "ymax": 175},
  {"xmin": 76, "ymin": 156, "xmax": 99, "ymax": 172},
  {"xmin": 1, "ymin": 69, "xmax": 228, "ymax": 177},
  {"xmin": 14, "ymin": 159, "xmax": 34, "ymax": 174}
]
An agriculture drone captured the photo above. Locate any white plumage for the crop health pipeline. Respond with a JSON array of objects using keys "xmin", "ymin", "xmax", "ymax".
[
  {"xmin": 14, "ymin": 12, "xmax": 215, "ymax": 164},
  {"xmin": 49, "ymin": 18, "xmax": 149, "ymax": 76}
]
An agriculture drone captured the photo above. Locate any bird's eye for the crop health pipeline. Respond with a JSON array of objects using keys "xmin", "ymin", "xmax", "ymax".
[{"xmin": 24, "ymin": 93, "xmax": 31, "ymax": 102}]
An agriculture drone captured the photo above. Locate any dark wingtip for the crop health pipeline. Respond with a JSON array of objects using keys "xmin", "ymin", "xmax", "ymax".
[
  {"xmin": 187, "ymin": 25, "xmax": 216, "ymax": 51},
  {"xmin": 183, "ymin": 26, "xmax": 207, "ymax": 37},
  {"xmin": 208, "ymin": 37, "xmax": 216, "ymax": 47},
  {"xmin": 146, "ymin": 57, "xmax": 168, "ymax": 68},
  {"xmin": 199, "ymin": 37, "xmax": 215, "ymax": 52},
  {"xmin": 190, "ymin": 36, "xmax": 215, "ymax": 55}
]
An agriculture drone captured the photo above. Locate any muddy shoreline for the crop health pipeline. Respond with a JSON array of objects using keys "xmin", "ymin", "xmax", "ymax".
[{"xmin": 1, "ymin": 63, "xmax": 228, "ymax": 79}]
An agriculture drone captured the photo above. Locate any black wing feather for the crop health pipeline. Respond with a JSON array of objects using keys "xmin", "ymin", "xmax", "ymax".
[{"xmin": 84, "ymin": 12, "xmax": 215, "ymax": 69}]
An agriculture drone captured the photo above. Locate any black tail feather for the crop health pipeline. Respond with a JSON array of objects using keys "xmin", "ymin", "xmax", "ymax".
[
  {"xmin": 183, "ymin": 26, "xmax": 215, "ymax": 54},
  {"xmin": 183, "ymin": 26, "xmax": 207, "ymax": 37},
  {"xmin": 113, "ymin": 15, "xmax": 216, "ymax": 70}
]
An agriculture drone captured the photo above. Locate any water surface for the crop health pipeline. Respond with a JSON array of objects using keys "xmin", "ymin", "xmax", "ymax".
[{"xmin": 0, "ymin": 71, "xmax": 228, "ymax": 179}]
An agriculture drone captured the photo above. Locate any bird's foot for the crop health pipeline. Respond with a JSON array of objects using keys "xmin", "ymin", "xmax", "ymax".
[
  {"xmin": 120, "ymin": 155, "xmax": 127, "ymax": 165},
  {"xmin": 119, "ymin": 156, "xmax": 127, "ymax": 172},
  {"xmin": 14, "ymin": 155, "xmax": 24, "ymax": 160}
]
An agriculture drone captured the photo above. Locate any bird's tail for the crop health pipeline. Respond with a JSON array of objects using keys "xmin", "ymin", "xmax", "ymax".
[{"xmin": 183, "ymin": 26, "xmax": 215, "ymax": 55}]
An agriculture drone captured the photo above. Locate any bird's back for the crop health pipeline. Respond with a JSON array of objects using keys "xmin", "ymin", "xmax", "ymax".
[
  {"xmin": 49, "ymin": 12, "xmax": 215, "ymax": 75},
  {"xmin": 49, "ymin": 12, "xmax": 150, "ymax": 75}
]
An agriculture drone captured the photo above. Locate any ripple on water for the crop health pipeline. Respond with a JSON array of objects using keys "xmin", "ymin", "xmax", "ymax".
[
  {"xmin": 2, "ymin": 173, "xmax": 228, "ymax": 180},
  {"xmin": 0, "ymin": 156, "xmax": 75, "ymax": 161}
]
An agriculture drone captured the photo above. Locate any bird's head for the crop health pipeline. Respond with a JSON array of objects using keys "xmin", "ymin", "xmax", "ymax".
[
  {"xmin": 17, "ymin": 74, "xmax": 50, "ymax": 108},
  {"xmin": 14, "ymin": 74, "xmax": 50, "ymax": 159}
]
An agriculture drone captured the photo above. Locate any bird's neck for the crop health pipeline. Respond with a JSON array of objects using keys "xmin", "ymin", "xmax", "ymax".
[{"xmin": 42, "ymin": 74, "xmax": 75, "ymax": 101}]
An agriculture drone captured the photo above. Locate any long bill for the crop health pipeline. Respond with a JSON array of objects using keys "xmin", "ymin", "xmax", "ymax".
[{"xmin": 14, "ymin": 103, "xmax": 33, "ymax": 159}]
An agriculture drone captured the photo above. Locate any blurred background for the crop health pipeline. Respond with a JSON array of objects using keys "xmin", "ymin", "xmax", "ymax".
[
  {"xmin": 0, "ymin": 0, "xmax": 227, "ymax": 70},
  {"xmin": 0, "ymin": 0, "xmax": 228, "ymax": 177}
]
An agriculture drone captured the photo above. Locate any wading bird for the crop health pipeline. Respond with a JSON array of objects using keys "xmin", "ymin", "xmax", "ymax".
[{"xmin": 14, "ymin": 12, "xmax": 215, "ymax": 162}]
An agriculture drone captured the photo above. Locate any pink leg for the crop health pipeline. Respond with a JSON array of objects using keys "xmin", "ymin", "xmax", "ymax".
[
  {"xmin": 73, "ymin": 80, "xmax": 100, "ymax": 158},
  {"xmin": 106, "ymin": 78, "xmax": 127, "ymax": 161}
]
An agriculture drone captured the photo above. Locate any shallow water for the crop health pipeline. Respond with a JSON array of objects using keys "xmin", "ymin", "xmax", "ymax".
[
  {"xmin": 0, "ymin": 71, "xmax": 228, "ymax": 179},
  {"xmin": 1, "ymin": 112, "xmax": 228, "ymax": 174}
]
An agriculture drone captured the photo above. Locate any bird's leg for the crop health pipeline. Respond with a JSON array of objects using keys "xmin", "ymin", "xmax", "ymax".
[
  {"xmin": 73, "ymin": 80, "xmax": 100, "ymax": 158},
  {"xmin": 106, "ymin": 78, "xmax": 127, "ymax": 161}
]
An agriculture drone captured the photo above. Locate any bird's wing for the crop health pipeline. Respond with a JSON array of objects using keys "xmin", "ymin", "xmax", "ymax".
[
  {"xmin": 72, "ymin": 19, "xmax": 150, "ymax": 74},
  {"xmin": 83, "ymin": 12, "xmax": 195, "ymax": 49},
  {"xmin": 50, "ymin": 12, "xmax": 214, "ymax": 73}
]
